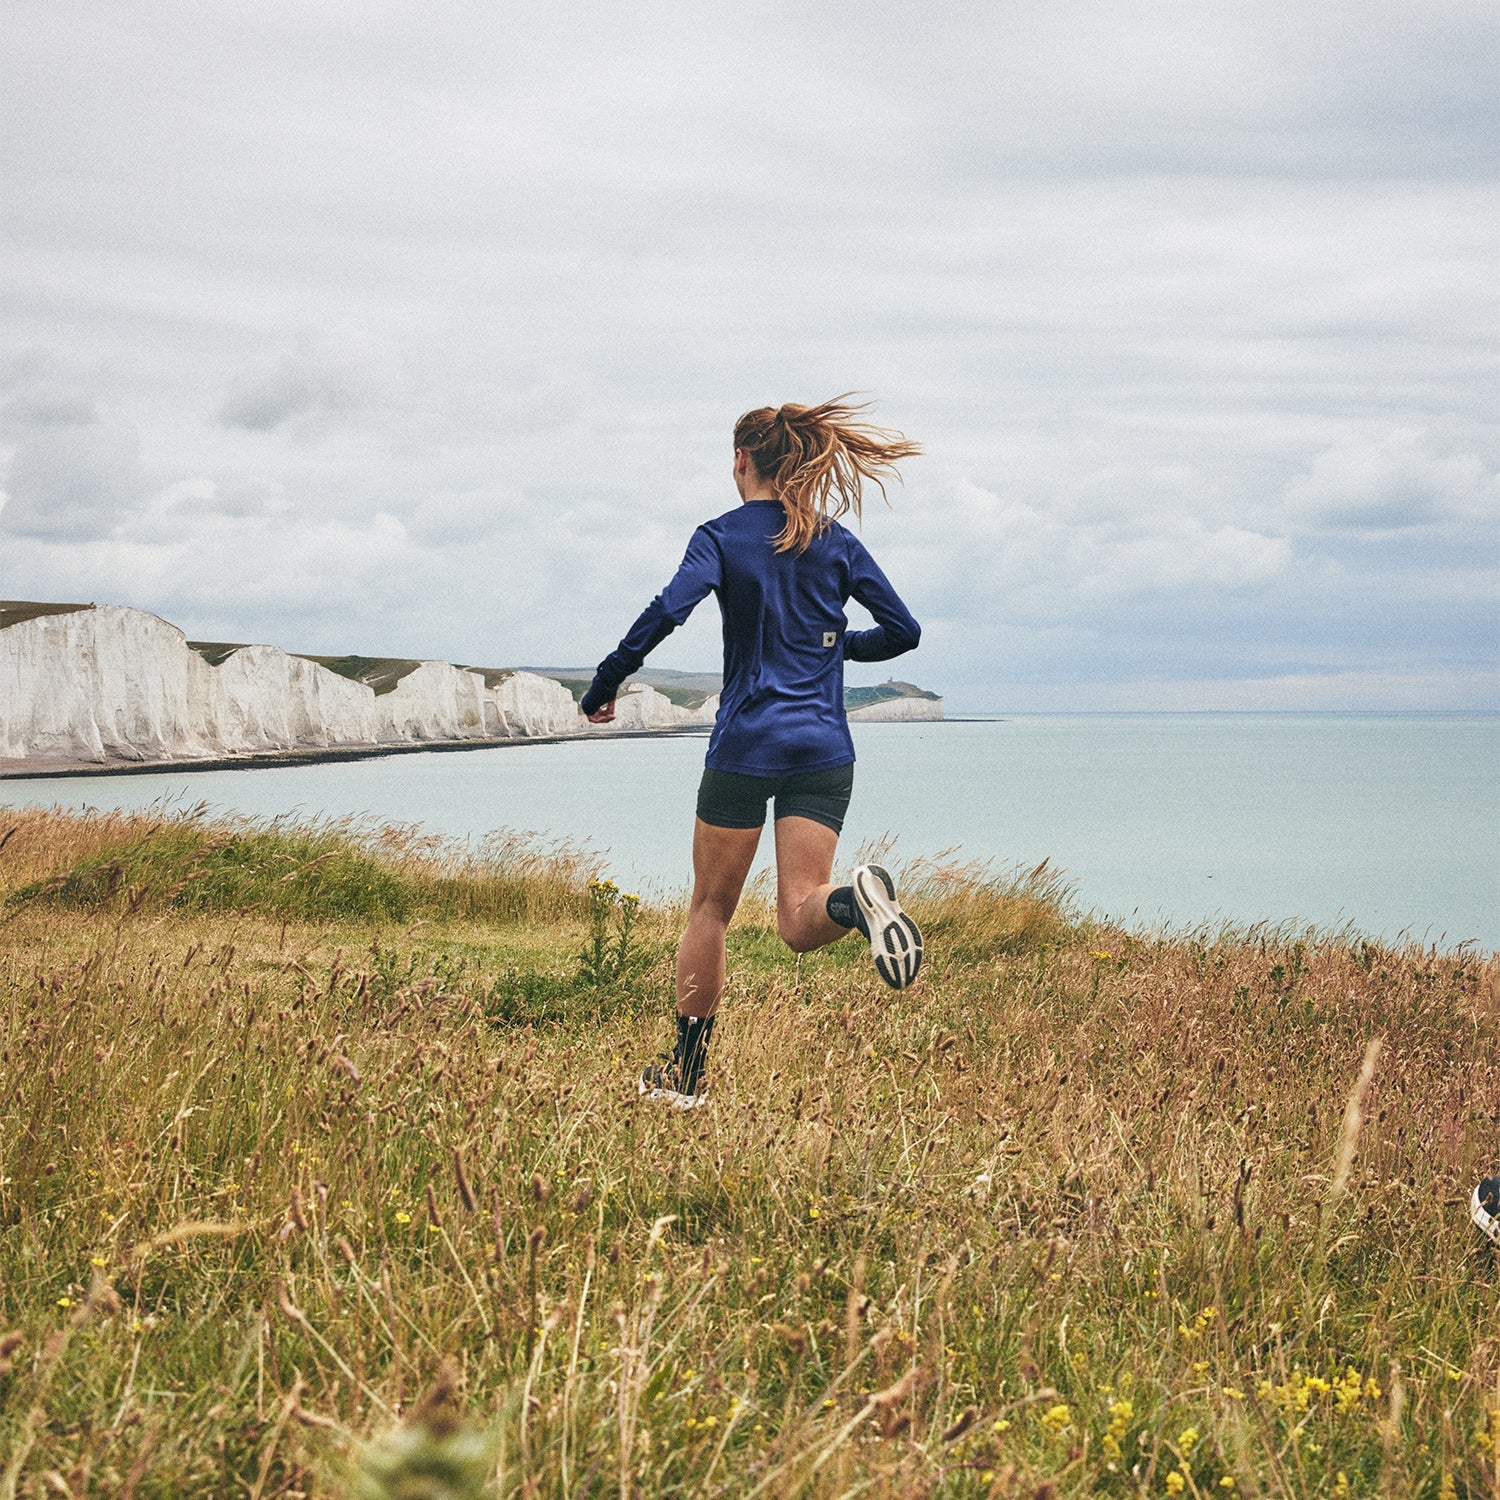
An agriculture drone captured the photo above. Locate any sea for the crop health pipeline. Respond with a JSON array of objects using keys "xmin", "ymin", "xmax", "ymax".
[{"xmin": 3, "ymin": 713, "xmax": 1496, "ymax": 951}]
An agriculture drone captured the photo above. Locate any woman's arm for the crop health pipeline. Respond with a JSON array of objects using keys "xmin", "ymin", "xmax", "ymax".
[
  {"xmin": 844, "ymin": 539, "xmax": 921, "ymax": 662},
  {"xmin": 580, "ymin": 527, "xmax": 722, "ymax": 717}
]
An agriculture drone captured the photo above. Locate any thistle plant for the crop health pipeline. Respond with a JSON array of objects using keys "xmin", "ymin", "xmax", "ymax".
[{"xmin": 575, "ymin": 877, "xmax": 645, "ymax": 989}]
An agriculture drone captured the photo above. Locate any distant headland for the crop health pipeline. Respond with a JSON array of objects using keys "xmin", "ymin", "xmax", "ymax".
[{"xmin": 0, "ymin": 601, "xmax": 943, "ymax": 777}]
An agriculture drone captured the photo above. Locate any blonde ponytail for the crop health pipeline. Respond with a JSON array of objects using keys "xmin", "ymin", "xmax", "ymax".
[{"xmin": 732, "ymin": 395, "xmax": 921, "ymax": 554}]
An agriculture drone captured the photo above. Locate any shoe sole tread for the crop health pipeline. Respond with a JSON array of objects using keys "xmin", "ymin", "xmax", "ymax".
[{"xmin": 853, "ymin": 864, "xmax": 923, "ymax": 989}]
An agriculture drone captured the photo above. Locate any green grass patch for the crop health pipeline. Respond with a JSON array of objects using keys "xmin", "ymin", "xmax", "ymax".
[
  {"xmin": 6, "ymin": 820, "xmax": 410, "ymax": 921},
  {"xmin": 2, "ymin": 809, "xmax": 604, "ymax": 927}
]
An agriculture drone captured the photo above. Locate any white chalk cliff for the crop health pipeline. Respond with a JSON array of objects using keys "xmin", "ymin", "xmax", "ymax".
[
  {"xmin": 0, "ymin": 604, "xmax": 716, "ymax": 767},
  {"xmin": 846, "ymin": 694, "xmax": 945, "ymax": 722}
]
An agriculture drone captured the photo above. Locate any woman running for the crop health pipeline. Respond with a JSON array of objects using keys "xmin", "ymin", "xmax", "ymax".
[{"xmin": 579, "ymin": 397, "xmax": 925, "ymax": 1108}]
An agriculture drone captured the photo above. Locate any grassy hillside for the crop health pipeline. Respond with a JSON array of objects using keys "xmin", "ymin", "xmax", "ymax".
[
  {"xmin": 0, "ymin": 808, "xmax": 1494, "ymax": 1498},
  {"xmin": 294, "ymin": 656, "xmax": 425, "ymax": 696}
]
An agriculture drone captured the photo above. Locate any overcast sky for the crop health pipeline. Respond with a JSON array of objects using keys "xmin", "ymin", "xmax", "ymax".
[{"xmin": 2, "ymin": 0, "xmax": 1497, "ymax": 710}]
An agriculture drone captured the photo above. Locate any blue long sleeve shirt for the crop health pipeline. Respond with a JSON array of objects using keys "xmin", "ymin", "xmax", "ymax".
[{"xmin": 581, "ymin": 499, "xmax": 921, "ymax": 776}]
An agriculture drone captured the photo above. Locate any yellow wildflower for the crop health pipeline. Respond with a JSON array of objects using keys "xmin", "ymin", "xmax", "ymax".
[
  {"xmin": 1165, "ymin": 1474, "xmax": 1186, "ymax": 1496},
  {"xmin": 1103, "ymin": 1398, "xmax": 1133, "ymax": 1464},
  {"xmin": 1178, "ymin": 1427, "xmax": 1200, "ymax": 1454},
  {"xmin": 90, "ymin": 1255, "xmax": 108, "ymax": 1268},
  {"xmin": 393, "ymin": 1211, "xmax": 411, "ymax": 1224},
  {"xmin": 1040, "ymin": 1403, "xmax": 1072, "ymax": 1434}
]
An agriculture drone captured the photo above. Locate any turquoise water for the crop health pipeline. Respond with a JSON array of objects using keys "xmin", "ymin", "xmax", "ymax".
[{"xmin": 3, "ymin": 714, "xmax": 1495, "ymax": 949}]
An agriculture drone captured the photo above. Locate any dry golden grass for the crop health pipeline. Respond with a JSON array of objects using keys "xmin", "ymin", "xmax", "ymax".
[{"xmin": 0, "ymin": 806, "xmax": 1496, "ymax": 1498}]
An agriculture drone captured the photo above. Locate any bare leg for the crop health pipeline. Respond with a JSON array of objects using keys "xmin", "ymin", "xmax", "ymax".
[
  {"xmin": 676, "ymin": 818, "xmax": 761, "ymax": 1018},
  {"xmin": 773, "ymin": 815, "xmax": 850, "ymax": 954}
]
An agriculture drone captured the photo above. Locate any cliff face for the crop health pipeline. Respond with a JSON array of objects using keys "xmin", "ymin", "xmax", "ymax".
[
  {"xmin": 844, "ymin": 677, "xmax": 944, "ymax": 722},
  {"xmin": 490, "ymin": 671, "xmax": 586, "ymax": 739},
  {"xmin": 0, "ymin": 605, "xmax": 714, "ymax": 767},
  {"xmin": 846, "ymin": 694, "xmax": 945, "ymax": 722},
  {"xmin": 1, "ymin": 606, "xmax": 222, "ymax": 762},
  {"xmin": 602, "ymin": 683, "xmax": 721, "ymax": 733}
]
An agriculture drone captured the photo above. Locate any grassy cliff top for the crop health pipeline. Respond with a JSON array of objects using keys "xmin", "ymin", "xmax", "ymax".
[
  {"xmin": 0, "ymin": 599, "xmax": 94, "ymax": 630},
  {"xmin": 0, "ymin": 804, "xmax": 1491, "ymax": 1497},
  {"xmin": 844, "ymin": 679, "xmax": 943, "ymax": 709},
  {"xmin": 294, "ymin": 654, "xmax": 424, "ymax": 695}
]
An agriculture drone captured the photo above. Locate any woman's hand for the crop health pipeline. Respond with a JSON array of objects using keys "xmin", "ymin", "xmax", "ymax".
[{"xmin": 587, "ymin": 701, "xmax": 616, "ymax": 724}]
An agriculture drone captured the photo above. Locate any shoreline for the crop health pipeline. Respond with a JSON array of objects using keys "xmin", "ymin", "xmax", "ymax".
[
  {"xmin": 0, "ymin": 720, "xmax": 979, "ymax": 784},
  {"xmin": 0, "ymin": 727, "xmax": 712, "ymax": 782}
]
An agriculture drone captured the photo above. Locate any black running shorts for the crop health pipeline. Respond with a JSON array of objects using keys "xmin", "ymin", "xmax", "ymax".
[{"xmin": 695, "ymin": 763, "xmax": 855, "ymax": 835}]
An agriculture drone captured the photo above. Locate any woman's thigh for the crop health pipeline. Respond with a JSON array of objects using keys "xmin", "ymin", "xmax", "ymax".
[
  {"xmin": 689, "ymin": 817, "xmax": 762, "ymax": 921},
  {"xmin": 772, "ymin": 815, "xmax": 839, "ymax": 911}
]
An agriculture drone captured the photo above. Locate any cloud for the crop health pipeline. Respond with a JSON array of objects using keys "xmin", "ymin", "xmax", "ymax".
[
  {"xmin": 0, "ymin": 387, "xmax": 147, "ymax": 541},
  {"xmin": 217, "ymin": 337, "xmax": 391, "ymax": 434},
  {"xmin": 2, "ymin": 390, "xmax": 100, "ymax": 426},
  {"xmin": 149, "ymin": 475, "xmax": 289, "ymax": 521},
  {"xmin": 1284, "ymin": 431, "xmax": 1499, "ymax": 532},
  {"xmin": 407, "ymin": 487, "xmax": 516, "ymax": 544},
  {"xmin": 894, "ymin": 477, "xmax": 1291, "ymax": 624}
]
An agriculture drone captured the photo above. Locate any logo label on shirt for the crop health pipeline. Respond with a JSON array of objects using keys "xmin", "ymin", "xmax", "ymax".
[{"xmin": 823, "ymin": 631, "xmax": 837, "ymax": 648}]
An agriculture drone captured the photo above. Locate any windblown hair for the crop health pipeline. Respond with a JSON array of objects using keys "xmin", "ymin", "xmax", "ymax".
[{"xmin": 733, "ymin": 395, "xmax": 921, "ymax": 554}]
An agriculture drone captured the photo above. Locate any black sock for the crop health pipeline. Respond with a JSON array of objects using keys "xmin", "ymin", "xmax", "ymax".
[
  {"xmin": 825, "ymin": 886, "xmax": 869, "ymax": 937},
  {"xmin": 675, "ymin": 1012, "xmax": 716, "ymax": 1092}
]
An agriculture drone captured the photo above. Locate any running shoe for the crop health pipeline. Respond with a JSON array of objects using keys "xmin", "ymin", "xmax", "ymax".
[
  {"xmin": 638, "ymin": 1055, "xmax": 707, "ymax": 1110},
  {"xmin": 1471, "ymin": 1177, "xmax": 1500, "ymax": 1245},
  {"xmin": 852, "ymin": 863, "xmax": 924, "ymax": 989},
  {"xmin": 639, "ymin": 1014, "xmax": 714, "ymax": 1109}
]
